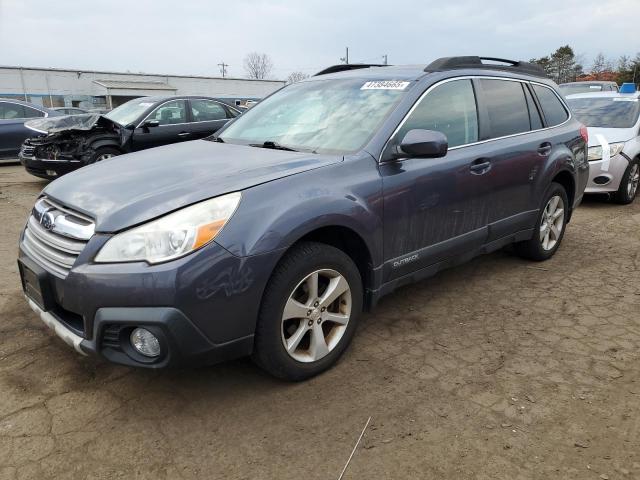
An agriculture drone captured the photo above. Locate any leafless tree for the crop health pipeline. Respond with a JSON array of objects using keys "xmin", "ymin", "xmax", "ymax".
[
  {"xmin": 243, "ymin": 52, "xmax": 274, "ymax": 80},
  {"xmin": 591, "ymin": 53, "xmax": 614, "ymax": 74},
  {"xmin": 286, "ymin": 71, "xmax": 309, "ymax": 84}
]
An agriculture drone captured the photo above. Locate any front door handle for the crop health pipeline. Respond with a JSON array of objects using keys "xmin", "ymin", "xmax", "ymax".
[
  {"xmin": 469, "ymin": 158, "xmax": 491, "ymax": 174},
  {"xmin": 178, "ymin": 132, "xmax": 191, "ymax": 137},
  {"xmin": 537, "ymin": 142, "xmax": 552, "ymax": 156}
]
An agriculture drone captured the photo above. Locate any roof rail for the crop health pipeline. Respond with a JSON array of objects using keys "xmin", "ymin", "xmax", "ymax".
[
  {"xmin": 425, "ymin": 56, "xmax": 547, "ymax": 78},
  {"xmin": 314, "ymin": 64, "xmax": 390, "ymax": 76}
]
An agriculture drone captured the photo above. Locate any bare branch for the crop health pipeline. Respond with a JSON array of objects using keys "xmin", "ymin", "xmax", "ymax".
[
  {"xmin": 286, "ymin": 71, "xmax": 309, "ymax": 84},
  {"xmin": 243, "ymin": 52, "xmax": 274, "ymax": 80}
]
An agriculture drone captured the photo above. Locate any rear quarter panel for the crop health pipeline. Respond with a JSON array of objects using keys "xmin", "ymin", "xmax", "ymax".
[{"xmin": 529, "ymin": 118, "xmax": 588, "ymax": 211}]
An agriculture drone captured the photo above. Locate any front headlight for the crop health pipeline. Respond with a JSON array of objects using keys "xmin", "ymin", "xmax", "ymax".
[
  {"xmin": 95, "ymin": 192, "xmax": 241, "ymax": 264},
  {"xmin": 587, "ymin": 142, "xmax": 625, "ymax": 161}
]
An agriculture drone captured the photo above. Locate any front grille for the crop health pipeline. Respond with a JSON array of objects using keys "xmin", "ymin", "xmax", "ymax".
[
  {"xmin": 20, "ymin": 144, "xmax": 36, "ymax": 157},
  {"xmin": 21, "ymin": 197, "xmax": 95, "ymax": 278}
]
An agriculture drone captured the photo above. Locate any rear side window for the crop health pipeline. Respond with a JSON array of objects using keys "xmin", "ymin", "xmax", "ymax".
[
  {"xmin": 22, "ymin": 106, "xmax": 45, "ymax": 118},
  {"xmin": 190, "ymin": 99, "xmax": 228, "ymax": 121},
  {"xmin": 523, "ymin": 85, "xmax": 543, "ymax": 130},
  {"xmin": 397, "ymin": 79, "xmax": 478, "ymax": 148},
  {"xmin": 532, "ymin": 85, "xmax": 569, "ymax": 127},
  {"xmin": 479, "ymin": 79, "xmax": 531, "ymax": 138},
  {"xmin": 226, "ymin": 106, "xmax": 240, "ymax": 118}
]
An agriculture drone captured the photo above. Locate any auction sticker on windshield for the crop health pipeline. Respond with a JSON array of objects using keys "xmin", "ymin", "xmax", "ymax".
[{"xmin": 361, "ymin": 81, "xmax": 411, "ymax": 90}]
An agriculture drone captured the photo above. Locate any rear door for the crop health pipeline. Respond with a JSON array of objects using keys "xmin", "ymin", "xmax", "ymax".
[
  {"xmin": 187, "ymin": 99, "xmax": 237, "ymax": 140},
  {"xmin": 473, "ymin": 78, "xmax": 547, "ymax": 241},
  {"xmin": 380, "ymin": 78, "xmax": 491, "ymax": 281},
  {"xmin": 0, "ymin": 102, "xmax": 45, "ymax": 158},
  {"xmin": 131, "ymin": 99, "xmax": 190, "ymax": 151}
]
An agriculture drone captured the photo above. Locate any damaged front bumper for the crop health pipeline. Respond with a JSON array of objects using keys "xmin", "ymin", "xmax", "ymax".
[
  {"xmin": 19, "ymin": 145, "xmax": 82, "ymax": 179},
  {"xmin": 19, "ymin": 114, "xmax": 125, "ymax": 179}
]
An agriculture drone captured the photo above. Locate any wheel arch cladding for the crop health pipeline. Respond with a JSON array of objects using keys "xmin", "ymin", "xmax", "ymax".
[
  {"xmin": 90, "ymin": 139, "xmax": 122, "ymax": 152},
  {"xmin": 552, "ymin": 170, "xmax": 575, "ymax": 217},
  {"xmin": 292, "ymin": 225, "xmax": 373, "ymax": 293}
]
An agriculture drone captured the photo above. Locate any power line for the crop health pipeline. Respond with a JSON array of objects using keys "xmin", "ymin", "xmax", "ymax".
[
  {"xmin": 217, "ymin": 61, "xmax": 229, "ymax": 78},
  {"xmin": 340, "ymin": 47, "xmax": 349, "ymax": 64}
]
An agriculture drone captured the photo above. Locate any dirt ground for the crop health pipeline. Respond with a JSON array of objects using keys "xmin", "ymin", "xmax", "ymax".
[{"xmin": 1, "ymin": 164, "xmax": 639, "ymax": 480}]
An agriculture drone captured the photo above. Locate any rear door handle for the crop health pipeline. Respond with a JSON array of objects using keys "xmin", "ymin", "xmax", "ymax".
[
  {"xmin": 537, "ymin": 142, "xmax": 552, "ymax": 156},
  {"xmin": 178, "ymin": 132, "xmax": 191, "ymax": 137},
  {"xmin": 469, "ymin": 158, "xmax": 491, "ymax": 174}
]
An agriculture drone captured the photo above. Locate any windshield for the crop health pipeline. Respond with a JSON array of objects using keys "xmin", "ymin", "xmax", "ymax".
[
  {"xmin": 560, "ymin": 84, "xmax": 605, "ymax": 95},
  {"xmin": 105, "ymin": 98, "xmax": 156, "ymax": 126},
  {"xmin": 217, "ymin": 78, "xmax": 411, "ymax": 154},
  {"xmin": 567, "ymin": 97, "xmax": 640, "ymax": 128}
]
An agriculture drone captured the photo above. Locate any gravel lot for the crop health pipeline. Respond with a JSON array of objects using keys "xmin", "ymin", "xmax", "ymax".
[{"xmin": 1, "ymin": 164, "xmax": 639, "ymax": 479}]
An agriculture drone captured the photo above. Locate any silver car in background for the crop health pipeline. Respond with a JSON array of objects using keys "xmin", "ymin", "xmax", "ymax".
[{"xmin": 566, "ymin": 91, "xmax": 640, "ymax": 204}]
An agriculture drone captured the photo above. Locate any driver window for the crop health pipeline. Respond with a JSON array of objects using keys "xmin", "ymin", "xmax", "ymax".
[
  {"xmin": 396, "ymin": 79, "xmax": 478, "ymax": 148},
  {"xmin": 150, "ymin": 100, "xmax": 187, "ymax": 125}
]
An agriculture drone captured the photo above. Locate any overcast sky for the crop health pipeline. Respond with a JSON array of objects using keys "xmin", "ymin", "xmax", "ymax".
[{"xmin": 1, "ymin": 0, "xmax": 638, "ymax": 80}]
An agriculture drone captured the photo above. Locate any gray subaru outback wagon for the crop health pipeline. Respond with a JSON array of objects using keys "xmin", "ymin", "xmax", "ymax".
[{"xmin": 18, "ymin": 57, "xmax": 589, "ymax": 380}]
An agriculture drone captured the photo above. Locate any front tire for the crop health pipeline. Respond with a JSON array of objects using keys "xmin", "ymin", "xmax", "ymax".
[
  {"xmin": 516, "ymin": 182, "xmax": 569, "ymax": 261},
  {"xmin": 613, "ymin": 159, "xmax": 639, "ymax": 205},
  {"xmin": 88, "ymin": 147, "xmax": 120, "ymax": 164},
  {"xmin": 252, "ymin": 242, "xmax": 363, "ymax": 381}
]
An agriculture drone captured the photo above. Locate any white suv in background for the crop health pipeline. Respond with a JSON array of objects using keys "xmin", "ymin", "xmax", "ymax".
[{"xmin": 566, "ymin": 91, "xmax": 640, "ymax": 204}]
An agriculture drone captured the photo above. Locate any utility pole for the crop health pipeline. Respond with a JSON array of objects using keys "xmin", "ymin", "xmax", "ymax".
[
  {"xmin": 383, "ymin": 54, "xmax": 388, "ymax": 65},
  {"xmin": 340, "ymin": 47, "xmax": 349, "ymax": 64},
  {"xmin": 218, "ymin": 62, "xmax": 229, "ymax": 78}
]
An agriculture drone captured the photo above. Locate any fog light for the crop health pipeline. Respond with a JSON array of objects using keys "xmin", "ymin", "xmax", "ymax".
[
  {"xmin": 45, "ymin": 170, "xmax": 58, "ymax": 177},
  {"xmin": 130, "ymin": 328, "xmax": 161, "ymax": 357}
]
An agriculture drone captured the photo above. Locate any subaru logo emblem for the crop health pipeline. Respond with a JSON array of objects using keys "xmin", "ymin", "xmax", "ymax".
[{"xmin": 40, "ymin": 211, "xmax": 56, "ymax": 231}]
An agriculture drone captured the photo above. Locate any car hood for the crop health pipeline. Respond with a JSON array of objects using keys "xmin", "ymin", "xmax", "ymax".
[
  {"xmin": 43, "ymin": 140, "xmax": 342, "ymax": 232},
  {"xmin": 25, "ymin": 114, "xmax": 120, "ymax": 134},
  {"xmin": 586, "ymin": 126, "xmax": 636, "ymax": 147}
]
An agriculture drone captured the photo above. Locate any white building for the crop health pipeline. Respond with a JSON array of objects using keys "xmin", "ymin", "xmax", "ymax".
[{"xmin": 0, "ymin": 65, "xmax": 285, "ymax": 110}]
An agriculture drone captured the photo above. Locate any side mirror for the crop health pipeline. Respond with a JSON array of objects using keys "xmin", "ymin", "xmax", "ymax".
[
  {"xmin": 142, "ymin": 119, "xmax": 160, "ymax": 128},
  {"xmin": 394, "ymin": 129, "xmax": 448, "ymax": 159}
]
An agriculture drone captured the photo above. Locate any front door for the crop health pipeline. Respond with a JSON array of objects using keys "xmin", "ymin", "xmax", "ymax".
[
  {"xmin": 380, "ymin": 78, "xmax": 492, "ymax": 281},
  {"xmin": 131, "ymin": 99, "xmax": 190, "ymax": 151}
]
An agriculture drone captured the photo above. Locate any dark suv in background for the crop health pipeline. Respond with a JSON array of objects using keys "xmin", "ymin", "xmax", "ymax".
[
  {"xmin": 18, "ymin": 56, "xmax": 588, "ymax": 380},
  {"xmin": 19, "ymin": 96, "xmax": 241, "ymax": 179}
]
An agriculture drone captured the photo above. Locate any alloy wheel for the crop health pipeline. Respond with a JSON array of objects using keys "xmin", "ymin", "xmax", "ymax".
[
  {"xmin": 97, "ymin": 153, "xmax": 115, "ymax": 162},
  {"xmin": 281, "ymin": 269, "xmax": 352, "ymax": 363},
  {"xmin": 539, "ymin": 195, "xmax": 565, "ymax": 251},
  {"xmin": 627, "ymin": 163, "xmax": 639, "ymax": 199}
]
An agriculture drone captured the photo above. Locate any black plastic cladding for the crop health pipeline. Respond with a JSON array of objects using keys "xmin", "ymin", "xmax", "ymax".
[
  {"xmin": 424, "ymin": 56, "xmax": 548, "ymax": 78},
  {"xmin": 314, "ymin": 57, "xmax": 548, "ymax": 79},
  {"xmin": 314, "ymin": 64, "xmax": 391, "ymax": 76}
]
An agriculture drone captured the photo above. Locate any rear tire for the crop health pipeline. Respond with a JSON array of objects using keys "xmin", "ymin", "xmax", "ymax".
[
  {"xmin": 516, "ymin": 182, "xmax": 569, "ymax": 261},
  {"xmin": 88, "ymin": 147, "xmax": 120, "ymax": 164},
  {"xmin": 252, "ymin": 241, "xmax": 362, "ymax": 381},
  {"xmin": 613, "ymin": 158, "xmax": 639, "ymax": 205}
]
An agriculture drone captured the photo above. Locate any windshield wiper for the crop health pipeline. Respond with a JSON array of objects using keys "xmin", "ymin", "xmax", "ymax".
[{"xmin": 249, "ymin": 140, "xmax": 298, "ymax": 152}]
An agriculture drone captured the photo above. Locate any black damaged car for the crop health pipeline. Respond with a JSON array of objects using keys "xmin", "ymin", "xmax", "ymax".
[{"xmin": 19, "ymin": 96, "xmax": 241, "ymax": 179}]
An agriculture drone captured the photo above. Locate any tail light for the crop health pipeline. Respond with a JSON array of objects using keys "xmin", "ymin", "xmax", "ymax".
[{"xmin": 579, "ymin": 124, "xmax": 588, "ymax": 144}]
